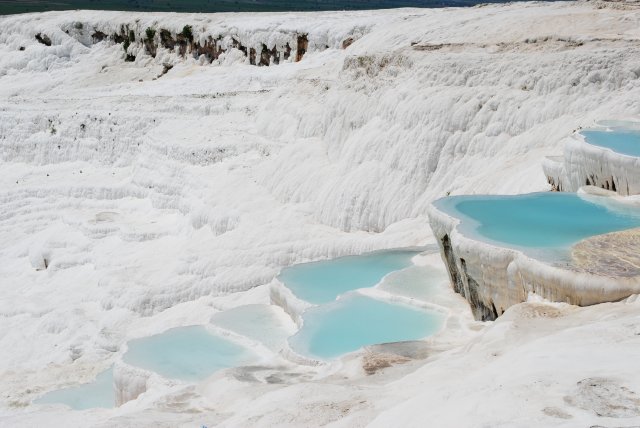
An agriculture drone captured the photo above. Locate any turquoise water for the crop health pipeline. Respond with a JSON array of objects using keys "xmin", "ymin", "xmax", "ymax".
[
  {"xmin": 35, "ymin": 368, "xmax": 114, "ymax": 410},
  {"xmin": 277, "ymin": 250, "xmax": 419, "ymax": 304},
  {"xmin": 434, "ymin": 192, "xmax": 640, "ymax": 255},
  {"xmin": 123, "ymin": 326, "xmax": 255, "ymax": 381},
  {"xmin": 582, "ymin": 129, "xmax": 640, "ymax": 157},
  {"xmin": 289, "ymin": 294, "xmax": 442, "ymax": 359}
]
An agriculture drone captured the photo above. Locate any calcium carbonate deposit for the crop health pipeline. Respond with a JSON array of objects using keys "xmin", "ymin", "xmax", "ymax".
[{"xmin": 3, "ymin": 1, "xmax": 640, "ymax": 427}]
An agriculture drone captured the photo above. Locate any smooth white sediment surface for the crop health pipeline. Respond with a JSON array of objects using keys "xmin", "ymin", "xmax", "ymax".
[{"xmin": 3, "ymin": 1, "xmax": 640, "ymax": 426}]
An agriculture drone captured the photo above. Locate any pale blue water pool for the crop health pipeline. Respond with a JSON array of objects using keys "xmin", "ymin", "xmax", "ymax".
[
  {"xmin": 433, "ymin": 192, "xmax": 640, "ymax": 258},
  {"xmin": 35, "ymin": 368, "xmax": 114, "ymax": 410},
  {"xmin": 277, "ymin": 250, "xmax": 419, "ymax": 304},
  {"xmin": 289, "ymin": 294, "xmax": 442, "ymax": 359},
  {"xmin": 123, "ymin": 326, "xmax": 256, "ymax": 381},
  {"xmin": 582, "ymin": 128, "xmax": 640, "ymax": 157}
]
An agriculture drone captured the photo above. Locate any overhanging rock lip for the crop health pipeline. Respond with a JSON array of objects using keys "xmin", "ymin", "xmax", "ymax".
[{"xmin": 428, "ymin": 198, "xmax": 640, "ymax": 319}]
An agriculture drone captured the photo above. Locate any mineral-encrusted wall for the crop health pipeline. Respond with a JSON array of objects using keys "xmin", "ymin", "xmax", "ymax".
[
  {"xmin": 428, "ymin": 203, "xmax": 640, "ymax": 321},
  {"xmin": 543, "ymin": 135, "xmax": 640, "ymax": 196}
]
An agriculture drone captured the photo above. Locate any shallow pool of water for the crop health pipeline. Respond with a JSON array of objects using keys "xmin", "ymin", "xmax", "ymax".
[
  {"xmin": 123, "ymin": 326, "xmax": 256, "ymax": 381},
  {"xmin": 289, "ymin": 294, "xmax": 442, "ymax": 359},
  {"xmin": 582, "ymin": 128, "xmax": 640, "ymax": 157},
  {"xmin": 278, "ymin": 250, "xmax": 419, "ymax": 304},
  {"xmin": 434, "ymin": 192, "xmax": 640, "ymax": 258},
  {"xmin": 35, "ymin": 368, "xmax": 114, "ymax": 410}
]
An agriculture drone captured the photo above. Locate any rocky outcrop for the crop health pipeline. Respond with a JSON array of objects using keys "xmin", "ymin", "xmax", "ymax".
[{"xmin": 75, "ymin": 23, "xmax": 313, "ymax": 66}]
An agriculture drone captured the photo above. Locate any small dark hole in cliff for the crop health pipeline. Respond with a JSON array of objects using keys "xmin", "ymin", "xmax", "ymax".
[
  {"xmin": 342, "ymin": 37, "xmax": 354, "ymax": 49},
  {"xmin": 259, "ymin": 43, "xmax": 271, "ymax": 66},
  {"xmin": 145, "ymin": 27, "xmax": 156, "ymax": 41},
  {"xmin": 160, "ymin": 29, "xmax": 175, "ymax": 50},
  {"xmin": 92, "ymin": 30, "xmax": 107, "ymax": 43},
  {"xmin": 144, "ymin": 27, "xmax": 158, "ymax": 57},
  {"xmin": 611, "ymin": 179, "xmax": 617, "ymax": 192},
  {"xmin": 296, "ymin": 34, "xmax": 308, "ymax": 62},
  {"xmin": 283, "ymin": 43, "xmax": 291, "ymax": 61},
  {"xmin": 181, "ymin": 25, "xmax": 193, "ymax": 43},
  {"xmin": 35, "ymin": 33, "xmax": 52, "ymax": 46},
  {"xmin": 19, "ymin": 46, "xmax": 25, "ymax": 51}
]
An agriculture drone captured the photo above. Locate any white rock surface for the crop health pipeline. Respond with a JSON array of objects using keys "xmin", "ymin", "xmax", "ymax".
[{"xmin": 2, "ymin": 1, "xmax": 640, "ymax": 426}]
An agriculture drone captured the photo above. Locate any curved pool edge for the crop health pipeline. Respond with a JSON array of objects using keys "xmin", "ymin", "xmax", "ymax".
[{"xmin": 427, "ymin": 198, "xmax": 640, "ymax": 321}]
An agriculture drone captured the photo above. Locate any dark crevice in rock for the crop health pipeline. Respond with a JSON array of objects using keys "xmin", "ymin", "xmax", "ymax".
[
  {"xmin": 460, "ymin": 258, "xmax": 498, "ymax": 321},
  {"xmin": 296, "ymin": 34, "xmax": 308, "ymax": 62},
  {"xmin": 342, "ymin": 37, "xmax": 354, "ymax": 49},
  {"xmin": 441, "ymin": 235, "xmax": 465, "ymax": 295},
  {"xmin": 176, "ymin": 26, "xmax": 193, "ymax": 57},
  {"xmin": 92, "ymin": 30, "xmax": 107, "ymax": 43},
  {"xmin": 441, "ymin": 234, "xmax": 498, "ymax": 321},
  {"xmin": 283, "ymin": 43, "xmax": 292, "ymax": 61},
  {"xmin": 547, "ymin": 175, "xmax": 562, "ymax": 191},
  {"xmin": 160, "ymin": 29, "xmax": 175, "ymax": 50},
  {"xmin": 35, "ymin": 33, "xmax": 52, "ymax": 46},
  {"xmin": 259, "ymin": 45, "xmax": 270, "ymax": 66},
  {"xmin": 232, "ymin": 38, "xmax": 247, "ymax": 57}
]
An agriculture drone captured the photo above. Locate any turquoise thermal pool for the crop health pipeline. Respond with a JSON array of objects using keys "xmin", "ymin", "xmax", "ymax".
[
  {"xmin": 277, "ymin": 250, "xmax": 419, "ymax": 304},
  {"xmin": 123, "ymin": 326, "xmax": 256, "ymax": 381},
  {"xmin": 35, "ymin": 368, "xmax": 114, "ymax": 410},
  {"xmin": 433, "ymin": 192, "xmax": 640, "ymax": 258},
  {"xmin": 289, "ymin": 294, "xmax": 442, "ymax": 359},
  {"xmin": 582, "ymin": 128, "xmax": 640, "ymax": 157}
]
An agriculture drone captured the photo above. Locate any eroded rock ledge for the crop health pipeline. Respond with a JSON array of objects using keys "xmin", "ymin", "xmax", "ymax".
[
  {"xmin": 428, "ymin": 204, "xmax": 640, "ymax": 321},
  {"xmin": 28, "ymin": 15, "xmax": 361, "ymax": 67},
  {"xmin": 543, "ymin": 134, "xmax": 640, "ymax": 196}
]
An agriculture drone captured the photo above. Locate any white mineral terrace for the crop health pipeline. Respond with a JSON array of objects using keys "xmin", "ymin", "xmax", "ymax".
[
  {"xmin": 543, "ymin": 122, "xmax": 640, "ymax": 194},
  {"xmin": 428, "ymin": 189, "xmax": 640, "ymax": 320},
  {"xmin": 3, "ymin": 1, "xmax": 640, "ymax": 427}
]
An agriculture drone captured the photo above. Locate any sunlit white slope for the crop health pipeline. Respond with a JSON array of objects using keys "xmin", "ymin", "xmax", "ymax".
[
  {"xmin": 256, "ymin": 1, "xmax": 640, "ymax": 231},
  {"xmin": 1, "ymin": 1, "xmax": 640, "ymax": 427}
]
